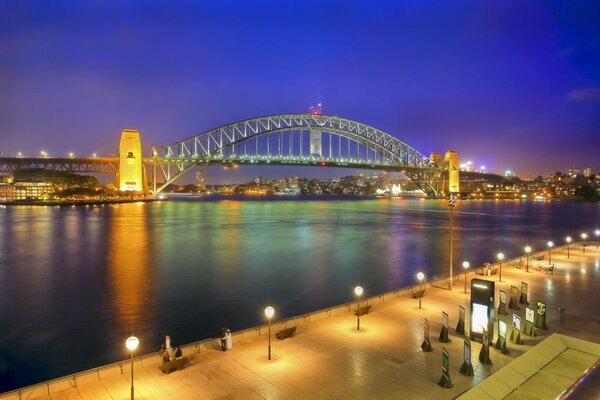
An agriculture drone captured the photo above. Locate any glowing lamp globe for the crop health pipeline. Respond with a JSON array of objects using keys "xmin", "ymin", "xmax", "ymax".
[
  {"xmin": 416, "ymin": 272, "xmax": 425, "ymax": 281},
  {"xmin": 547, "ymin": 241, "xmax": 554, "ymax": 248},
  {"xmin": 264, "ymin": 306, "xmax": 275, "ymax": 319},
  {"xmin": 354, "ymin": 286, "xmax": 363, "ymax": 297},
  {"xmin": 497, "ymin": 253, "xmax": 505, "ymax": 261},
  {"xmin": 125, "ymin": 336, "xmax": 139, "ymax": 352},
  {"xmin": 462, "ymin": 261, "xmax": 470, "ymax": 269}
]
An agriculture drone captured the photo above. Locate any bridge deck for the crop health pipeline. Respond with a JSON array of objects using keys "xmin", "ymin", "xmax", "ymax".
[{"xmin": 3, "ymin": 246, "xmax": 599, "ymax": 400}]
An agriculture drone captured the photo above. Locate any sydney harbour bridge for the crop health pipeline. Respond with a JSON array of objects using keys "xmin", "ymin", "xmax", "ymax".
[{"xmin": 0, "ymin": 113, "xmax": 462, "ymax": 196}]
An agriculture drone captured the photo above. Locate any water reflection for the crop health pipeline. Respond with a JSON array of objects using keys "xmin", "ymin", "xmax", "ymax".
[{"xmin": 107, "ymin": 203, "xmax": 155, "ymax": 345}]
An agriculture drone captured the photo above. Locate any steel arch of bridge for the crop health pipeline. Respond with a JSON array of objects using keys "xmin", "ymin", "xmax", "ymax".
[{"xmin": 151, "ymin": 114, "xmax": 444, "ymax": 193}]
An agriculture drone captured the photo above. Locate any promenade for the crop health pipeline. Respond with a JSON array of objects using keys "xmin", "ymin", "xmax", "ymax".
[{"xmin": 4, "ymin": 243, "xmax": 600, "ymax": 400}]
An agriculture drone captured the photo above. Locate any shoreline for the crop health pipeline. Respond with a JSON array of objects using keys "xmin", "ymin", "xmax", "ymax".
[{"xmin": 0, "ymin": 198, "xmax": 159, "ymax": 207}]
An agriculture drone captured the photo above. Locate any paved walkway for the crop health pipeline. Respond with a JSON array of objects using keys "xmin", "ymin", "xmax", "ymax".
[{"xmin": 6, "ymin": 245, "xmax": 600, "ymax": 400}]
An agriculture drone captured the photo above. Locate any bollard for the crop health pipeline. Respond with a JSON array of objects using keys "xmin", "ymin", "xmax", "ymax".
[{"xmin": 558, "ymin": 307, "xmax": 566, "ymax": 326}]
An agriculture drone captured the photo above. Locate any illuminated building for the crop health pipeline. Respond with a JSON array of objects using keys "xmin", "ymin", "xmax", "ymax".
[
  {"xmin": 12, "ymin": 181, "xmax": 53, "ymax": 200},
  {"xmin": 568, "ymin": 167, "xmax": 580, "ymax": 177},
  {"xmin": 583, "ymin": 167, "xmax": 592, "ymax": 178}
]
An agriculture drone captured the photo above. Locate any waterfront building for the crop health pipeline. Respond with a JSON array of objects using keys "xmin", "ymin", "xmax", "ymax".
[
  {"xmin": 0, "ymin": 182, "xmax": 14, "ymax": 201},
  {"xmin": 12, "ymin": 181, "xmax": 53, "ymax": 200},
  {"xmin": 583, "ymin": 167, "xmax": 592, "ymax": 178}
]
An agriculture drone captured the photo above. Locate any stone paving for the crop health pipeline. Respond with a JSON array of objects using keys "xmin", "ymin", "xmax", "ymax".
[{"xmin": 4, "ymin": 244, "xmax": 600, "ymax": 400}]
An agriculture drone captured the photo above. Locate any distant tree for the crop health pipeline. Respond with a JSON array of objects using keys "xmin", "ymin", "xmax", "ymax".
[{"xmin": 574, "ymin": 185, "xmax": 599, "ymax": 200}]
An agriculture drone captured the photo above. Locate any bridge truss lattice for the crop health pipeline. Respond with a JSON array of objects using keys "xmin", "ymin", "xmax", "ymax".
[{"xmin": 151, "ymin": 114, "xmax": 444, "ymax": 194}]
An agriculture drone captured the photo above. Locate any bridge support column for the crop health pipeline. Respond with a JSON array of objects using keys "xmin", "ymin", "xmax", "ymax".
[
  {"xmin": 444, "ymin": 151, "xmax": 460, "ymax": 195},
  {"xmin": 117, "ymin": 129, "xmax": 146, "ymax": 193}
]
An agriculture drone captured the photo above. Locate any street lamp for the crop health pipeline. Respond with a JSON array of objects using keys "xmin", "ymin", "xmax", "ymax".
[
  {"xmin": 462, "ymin": 261, "xmax": 470, "ymax": 293},
  {"xmin": 448, "ymin": 194, "xmax": 457, "ymax": 290},
  {"xmin": 68, "ymin": 152, "xmax": 74, "ymax": 158},
  {"xmin": 595, "ymin": 229, "xmax": 600, "ymax": 249},
  {"xmin": 581, "ymin": 233, "xmax": 588, "ymax": 253},
  {"xmin": 125, "ymin": 336, "xmax": 139, "ymax": 400},
  {"xmin": 566, "ymin": 237, "xmax": 572, "ymax": 259},
  {"xmin": 264, "ymin": 306, "xmax": 275, "ymax": 360},
  {"xmin": 416, "ymin": 272, "xmax": 425, "ymax": 309},
  {"xmin": 497, "ymin": 253, "xmax": 505, "ymax": 282},
  {"xmin": 547, "ymin": 241, "xmax": 554, "ymax": 264},
  {"xmin": 354, "ymin": 286, "xmax": 363, "ymax": 331}
]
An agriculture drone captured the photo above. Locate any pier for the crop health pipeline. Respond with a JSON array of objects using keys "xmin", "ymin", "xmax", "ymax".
[{"xmin": 2, "ymin": 244, "xmax": 599, "ymax": 400}]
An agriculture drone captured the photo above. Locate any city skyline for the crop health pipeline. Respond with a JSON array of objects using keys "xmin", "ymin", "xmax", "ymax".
[{"xmin": 1, "ymin": 1, "xmax": 599, "ymax": 181}]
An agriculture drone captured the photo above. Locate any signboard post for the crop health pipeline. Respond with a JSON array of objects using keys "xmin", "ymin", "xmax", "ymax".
[
  {"xmin": 460, "ymin": 338, "xmax": 474, "ymax": 376},
  {"xmin": 494, "ymin": 320, "xmax": 508, "ymax": 354},
  {"xmin": 510, "ymin": 314, "xmax": 523, "ymax": 345},
  {"xmin": 478, "ymin": 327, "xmax": 492, "ymax": 365},
  {"xmin": 523, "ymin": 307, "xmax": 536, "ymax": 336},
  {"xmin": 508, "ymin": 285, "xmax": 520, "ymax": 310},
  {"xmin": 534, "ymin": 301, "xmax": 548, "ymax": 330},
  {"xmin": 421, "ymin": 318, "xmax": 433, "ymax": 352},
  {"xmin": 456, "ymin": 305, "xmax": 465, "ymax": 335},
  {"xmin": 519, "ymin": 282, "xmax": 529, "ymax": 305},
  {"xmin": 437, "ymin": 347, "xmax": 454, "ymax": 388},
  {"xmin": 470, "ymin": 278, "xmax": 495, "ymax": 340},
  {"xmin": 439, "ymin": 311, "xmax": 450, "ymax": 343},
  {"xmin": 497, "ymin": 290, "xmax": 508, "ymax": 315}
]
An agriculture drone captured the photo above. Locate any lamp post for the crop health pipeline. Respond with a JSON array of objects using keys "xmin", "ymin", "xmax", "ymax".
[
  {"xmin": 581, "ymin": 233, "xmax": 588, "ymax": 253},
  {"xmin": 595, "ymin": 229, "xmax": 600, "ymax": 249},
  {"xmin": 354, "ymin": 286, "xmax": 363, "ymax": 331},
  {"xmin": 416, "ymin": 272, "xmax": 424, "ymax": 309},
  {"xmin": 497, "ymin": 252, "xmax": 505, "ymax": 281},
  {"xmin": 547, "ymin": 241, "xmax": 554, "ymax": 264},
  {"xmin": 448, "ymin": 194, "xmax": 457, "ymax": 290},
  {"xmin": 125, "ymin": 336, "xmax": 139, "ymax": 400},
  {"xmin": 566, "ymin": 237, "xmax": 571, "ymax": 259},
  {"xmin": 462, "ymin": 261, "xmax": 470, "ymax": 293},
  {"xmin": 264, "ymin": 306, "xmax": 275, "ymax": 360},
  {"xmin": 524, "ymin": 246, "xmax": 531, "ymax": 273}
]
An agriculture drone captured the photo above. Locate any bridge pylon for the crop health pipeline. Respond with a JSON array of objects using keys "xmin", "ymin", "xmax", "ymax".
[{"xmin": 117, "ymin": 129, "xmax": 148, "ymax": 193}]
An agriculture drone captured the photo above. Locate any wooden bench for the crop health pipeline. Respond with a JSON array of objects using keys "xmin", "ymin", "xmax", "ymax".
[
  {"xmin": 354, "ymin": 304, "xmax": 372, "ymax": 316},
  {"xmin": 411, "ymin": 289, "xmax": 425, "ymax": 298},
  {"xmin": 276, "ymin": 326, "xmax": 297, "ymax": 340},
  {"xmin": 160, "ymin": 357, "xmax": 188, "ymax": 374},
  {"xmin": 535, "ymin": 254, "xmax": 545, "ymax": 261}
]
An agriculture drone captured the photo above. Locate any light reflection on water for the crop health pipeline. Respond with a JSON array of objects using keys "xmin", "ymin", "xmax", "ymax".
[{"xmin": 0, "ymin": 196, "xmax": 598, "ymax": 391}]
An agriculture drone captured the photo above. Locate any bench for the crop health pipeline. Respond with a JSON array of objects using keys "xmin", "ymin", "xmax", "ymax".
[
  {"xmin": 160, "ymin": 357, "xmax": 188, "ymax": 374},
  {"xmin": 354, "ymin": 304, "xmax": 372, "ymax": 316},
  {"xmin": 276, "ymin": 326, "xmax": 297, "ymax": 340},
  {"xmin": 535, "ymin": 255, "xmax": 545, "ymax": 261},
  {"xmin": 411, "ymin": 289, "xmax": 426, "ymax": 298}
]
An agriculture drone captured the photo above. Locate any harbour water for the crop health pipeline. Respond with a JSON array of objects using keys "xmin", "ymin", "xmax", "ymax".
[{"xmin": 0, "ymin": 196, "xmax": 598, "ymax": 391}]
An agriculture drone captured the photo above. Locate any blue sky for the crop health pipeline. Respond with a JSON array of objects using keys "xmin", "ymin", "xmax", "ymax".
[{"xmin": 1, "ymin": 0, "xmax": 599, "ymax": 183}]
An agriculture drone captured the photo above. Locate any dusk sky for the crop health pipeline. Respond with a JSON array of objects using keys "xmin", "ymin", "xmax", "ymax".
[{"xmin": 1, "ymin": 0, "xmax": 599, "ymax": 183}]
